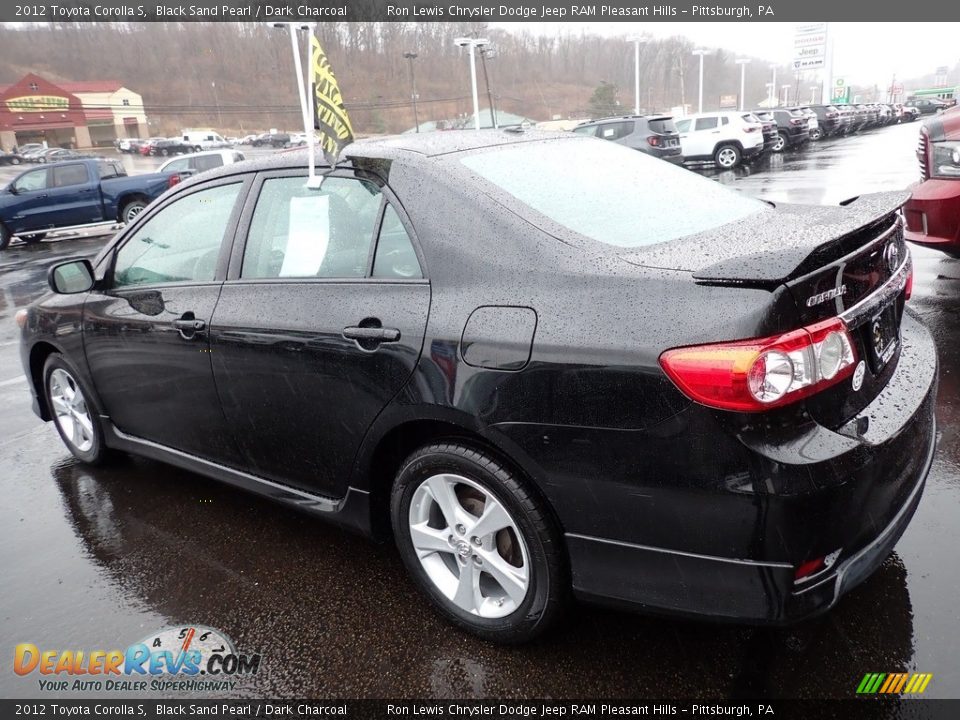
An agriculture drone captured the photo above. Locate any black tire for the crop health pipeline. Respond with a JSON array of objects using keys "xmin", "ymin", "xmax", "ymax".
[
  {"xmin": 772, "ymin": 132, "xmax": 788, "ymax": 153},
  {"xmin": 22, "ymin": 232, "xmax": 46, "ymax": 244},
  {"xmin": 810, "ymin": 128, "xmax": 822, "ymax": 140},
  {"xmin": 713, "ymin": 143, "xmax": 741, "ymax": 170},
  {"xmin": 159, "ymin": 148, "xmax": 169, "ymax": 157},
  {"xmin": 121, "ymin": 200, "xmax": 148, "ymax": 225},
  {"xmin": 390, "ymin": 442, "xmax": 567, "ymax": 643},
  {"xmin": 0, "ymin": 224, "xmax": 10, "ymax": 251},
  {"xmin": 43, "ymin": 353, "xmax": 109, "ymax": 464},
  {"xmin": 10, "ymin": 157, "xmax": 20, "ymax": 165},
  {"xmin": 194, "ymin": 146, "xmax": 202, "ymax": 152}
]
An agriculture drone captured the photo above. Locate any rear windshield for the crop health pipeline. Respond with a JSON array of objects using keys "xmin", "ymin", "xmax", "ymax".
[
  {"xmin": 754, "ymin": 111, "xmax": 773, "ymax": 121},
  {"xmin": 459, "ymin": 138, "xmax": 766, "ymax": 249},
  {"xmin": 647, "ymin": 117, "xmax": 677, "ymax": 134}
]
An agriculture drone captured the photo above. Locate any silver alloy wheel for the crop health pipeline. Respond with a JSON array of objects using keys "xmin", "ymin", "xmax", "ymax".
[
  {"xmin": 773, "ymin": 134, "xmax": 786, "ymax": 152},
  {"xmin": 124, "ymin": 204, "xmax": 145, "ymax": 222},
  {"xmin": 408, "ymin": 473, "xmax": 530, "ymax": 619},
  {"xmin": 49, "ymin": 368, "xmax": 94, "ymax": 453},
  {"xmin": 716, "ymin": 147, "xmax": 738, "ymax": 168}
]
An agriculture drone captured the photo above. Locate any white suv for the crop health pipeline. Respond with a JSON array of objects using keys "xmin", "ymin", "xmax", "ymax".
[{"xmin": 674, "ymin": 111, "xmax": 765, "ymax": 169}]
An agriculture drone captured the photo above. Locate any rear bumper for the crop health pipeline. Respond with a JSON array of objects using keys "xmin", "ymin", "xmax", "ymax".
[
  {"xmin": 497, "ymin": 311, "xmax": 938, "ymax": 624},
  {"xmin": 904, "ymin": 178, "xmax": 960, "ymax": 253}
]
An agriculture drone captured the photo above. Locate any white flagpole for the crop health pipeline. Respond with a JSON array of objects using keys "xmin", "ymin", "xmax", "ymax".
[
  {"xmin": 284, "ymin": 23, "xmax": 318, "ymax": 187},
  {"xmin": 304, "ymin": 23, "xmax": 321, "ymax": 188}
]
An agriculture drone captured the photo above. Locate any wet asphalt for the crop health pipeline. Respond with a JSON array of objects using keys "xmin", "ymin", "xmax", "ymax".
[{"xmin": 1, "ymin": 124, "xmax": 959, "ymax": 700}]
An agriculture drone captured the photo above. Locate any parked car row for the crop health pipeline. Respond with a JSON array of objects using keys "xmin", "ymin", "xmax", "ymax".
[{"xmin": 576, "ymin": 100, "xmax": 914, "ymax": 171}]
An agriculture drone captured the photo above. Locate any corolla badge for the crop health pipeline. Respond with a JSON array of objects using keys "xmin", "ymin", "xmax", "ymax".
[{"xmin": 806, "ymin": 284, "xmax": 848, "ymax": 307}]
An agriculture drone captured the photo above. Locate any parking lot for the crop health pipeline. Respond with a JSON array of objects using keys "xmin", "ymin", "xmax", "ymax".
[{"xmin": 2, "ymin": 123, "xmax": 959, "ymax": 699}]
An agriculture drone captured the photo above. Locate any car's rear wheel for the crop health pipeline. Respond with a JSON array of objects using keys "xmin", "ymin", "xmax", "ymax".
[
  {"xmin": 391, "ymin": 442, "xmax": 566, "ymax": 643},
  {"xmin": 714, "ymin": 144, "xmax": 741, "ymax": 169},
  {"xmin": 772, "ymin": 132, "xmax": 787, "ymax": 152},
  {"xmin": 121, "ymin": 200, "xmax": 148, "ymax": 224},
  {"xmin": 43, "ymin": 354, "xmax": 108, "ymax": 464},
  {"xmin": 160, "ymin": 148, "xmax": 169, "ymax": 156},
  {"xmin": 10, "ymin": 157, "xmax": 20, "ymax": 165},
  {"xmin": 194, "ymin": 146, "xmax": 202, "ymax": 152},
  {"xmin": 809, "ymin": 128, "xmax": 822, "ymax": 140}
]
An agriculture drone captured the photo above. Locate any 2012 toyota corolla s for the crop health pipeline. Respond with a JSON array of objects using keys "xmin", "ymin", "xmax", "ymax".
[{"xmin": 17, "ymin": 130, "xmax": 937, "ymax": 643}]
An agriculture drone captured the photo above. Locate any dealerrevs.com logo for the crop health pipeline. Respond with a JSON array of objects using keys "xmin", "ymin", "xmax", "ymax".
[{"xmin": 14, "ymin": 626, "xmax": 261, "ymax": 693}]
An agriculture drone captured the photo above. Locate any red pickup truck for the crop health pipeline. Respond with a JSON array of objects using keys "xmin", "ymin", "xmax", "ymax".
[{"xmin": 904, "ymin": 107, "xmax": 960, "ymax": 257}]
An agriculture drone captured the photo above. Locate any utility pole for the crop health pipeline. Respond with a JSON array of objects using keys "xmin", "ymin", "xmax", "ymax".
[
  {"xmin": 403, "ymin": 51, "xmax": 420, "ymax": 132},
  {"xmin": 769, "ymin": 64, "xmax": 777, "ymax": 107},
  {"xmin": 478, "ymin": 46, "xmax": 497, "ymax": 128},
  {"xmin": 211, "ymin": 81, "xmax": 222, "ymax": 128}
]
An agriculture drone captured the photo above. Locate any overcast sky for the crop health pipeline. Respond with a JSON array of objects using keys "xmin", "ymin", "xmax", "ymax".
[{"xmin": 491, "ymin": 22, "xmax": 959, "ymax": 87}]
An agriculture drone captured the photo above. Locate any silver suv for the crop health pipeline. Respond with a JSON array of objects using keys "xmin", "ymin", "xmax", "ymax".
[{"xmin": 572, "ymin": 115, "xmax": 684, "ymax": 164}]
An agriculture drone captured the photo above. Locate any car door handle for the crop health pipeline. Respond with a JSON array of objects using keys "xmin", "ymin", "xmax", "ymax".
[
  {"xmin": 343, "ymin": 326, "xmax": 401, "ymax": 342},
  {"xmin": 173, "ymin": 317, "xmax": 206, "ymax": 340}
]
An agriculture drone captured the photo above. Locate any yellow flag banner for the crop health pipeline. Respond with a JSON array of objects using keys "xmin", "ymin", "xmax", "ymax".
[{"xmin": 310, "ymin": 35, "xmax": 354, "ymax": 166}]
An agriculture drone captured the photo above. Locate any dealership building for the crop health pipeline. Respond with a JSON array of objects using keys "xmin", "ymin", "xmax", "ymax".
[{"xmin": 0, "ymin": 73, "xmax": 148, "ymax": 151}]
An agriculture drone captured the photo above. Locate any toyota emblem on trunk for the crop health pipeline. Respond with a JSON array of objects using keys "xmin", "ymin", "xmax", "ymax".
[{"xmin": 884, "ymin": 242, "xmax": 900, "ymax": 272}]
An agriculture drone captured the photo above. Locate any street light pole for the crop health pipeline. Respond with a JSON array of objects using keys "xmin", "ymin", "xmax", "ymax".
[
  {"xmin": 781, "ymin": 84, "xmax": 791, "ymax": 107},
  {"xmin": 403, "ymin": 51, "xmax": 420, "ymax": 133},
  {"xmin": 630, "ymin": 37, "xmax": 642, "ymax": 114},
  {"xmin": 454, "ymin": 37, "xmax": 489, "ymax": 130},
  {"xmin": 693, "ymin": 49, "xmax": 707, "ymax": 113},
  {"xmin": 769, "ymin": 65, "xmax": 777, "ymax": 107},
  {"xmin": 211, "ymin": 81, "xmax": 223, "ymax": 128},
  {"xmin": 735, "ymin": 58, "xmax": 750, "ymax": 111}
]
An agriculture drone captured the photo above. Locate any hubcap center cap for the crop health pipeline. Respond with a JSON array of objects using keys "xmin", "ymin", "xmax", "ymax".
[{"xmin": 456, "ymin": 541, "xmax": 472, "ymax": 559}]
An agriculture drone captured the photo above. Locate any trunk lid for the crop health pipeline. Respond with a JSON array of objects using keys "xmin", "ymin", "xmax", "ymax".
[{"xmin": 621, "ymin": 191, "xmax": 911, "ymax": 428}]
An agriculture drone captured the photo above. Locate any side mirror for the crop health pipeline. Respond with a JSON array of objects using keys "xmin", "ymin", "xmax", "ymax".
[
  {"xmin": 48, "ymin": 258, "xmax": 95, "ymax": 294},
  {"xmin": 8, "ymin": 184, "xmax": 18, "ymax": 195}
]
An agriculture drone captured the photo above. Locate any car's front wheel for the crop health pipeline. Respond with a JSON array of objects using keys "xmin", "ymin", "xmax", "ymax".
[
  {"xmin": 391, "ymin": 442, "xmax": 566, "ymax": 643},
  {"xmin": 714, "ymin": 144, "xmax": 741, "ymax": 169},
  {"xmin": 43, "ymin": 354, "xmax": 108, "ymax": 464}
]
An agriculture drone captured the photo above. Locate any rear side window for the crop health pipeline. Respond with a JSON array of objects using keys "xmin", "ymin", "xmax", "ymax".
[
  {"xmin": 242, "ymin": 176, "xmax": 382, "ymax": 279},
  {"xmin": 163, "ymin": 158, "xmax": 189, "ymax": 173},
  {"xmin": 459, "ymin": 138, "xmax": 766, "ymax": 249},
  {"xmin": 113, "ymin": 183, "xmax": 241, "ymax": 287},
  {"xmin": 52, "ymin": 164, "xmax": 88, "ymax": 187},
  {"xmin": 694, "ymin": 117, "xmax": 718, "ymax": 130},
  {"xmin": 98, "ymin": 162, "xmax": 120, "ymax": 180},
  {"xmin": 194, "ymin": 154, "xmax": 223, "ymax": 172},
  {"xmin": 675, "ymin": 119, "xmax": 691, "ymax": 132},
  {"xmin": 372, "ymin": 204, "xmax": 422, "ymax": 279},
  {"xmin": 596, "ymin": 121, "xmax": 634, "ymax": 141}
]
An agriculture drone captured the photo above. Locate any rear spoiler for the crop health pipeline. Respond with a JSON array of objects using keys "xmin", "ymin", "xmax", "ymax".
[{"xmin": 692, "ymin": 191, "xmax": 910, "ymax": 285}]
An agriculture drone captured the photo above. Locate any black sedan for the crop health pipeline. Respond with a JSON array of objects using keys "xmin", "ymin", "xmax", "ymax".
[
  {"xmin": 16, "ymin": 130, "xmax": 936, "ymax": 643},
  {"xmin": 0, "ymin": 150, "xmax": 24, "ymax": 165}
]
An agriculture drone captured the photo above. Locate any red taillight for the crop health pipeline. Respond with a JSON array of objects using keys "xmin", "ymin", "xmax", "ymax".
[
  {"xmin": 659, "ymin": 317, "xmax": 858, "ymax": 412},
  {"xmin": 744, "ymin": 125, "xmax": 759, "ymax": 133},
  {"xmin": 168, "ymin": 174, "xmax": 182, "ymax": 188},
  {"xmin": 790, "ymin": 118, "xmax": 805, "ymax": 126},
  {"xmin": 647, "ymin": 136, "xmax": 661, "ymax": 147},
  {"xmin": 905, "ymin": 266, "xmax": 914, "ymax": 300},
  {"xmin": 794, "ymin": 557, "xmax": 826, "ymax": 582}
]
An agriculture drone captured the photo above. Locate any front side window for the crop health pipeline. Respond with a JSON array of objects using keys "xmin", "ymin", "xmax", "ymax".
[
  {"xmin": 242, "ymin": 176, "xmax": 382, "ymax": 279},
  {"xmin": 13, "ymin": 169, "xmax": 48, "ymax": 193},
  {"xmin": 113, "ymin": 183, "xmax": 241, "ymax": 288},
  {"xmin": 459, "ymin": 138, "xmax": 767, "ymax": 249}
]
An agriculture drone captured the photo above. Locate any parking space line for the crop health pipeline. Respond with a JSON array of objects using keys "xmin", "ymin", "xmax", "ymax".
[{"xmin": 0, "ymin": 375, "xmax": 26, "ymax": 387}]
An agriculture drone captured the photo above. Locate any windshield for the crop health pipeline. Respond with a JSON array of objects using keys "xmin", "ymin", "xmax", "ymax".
[{"xmin": 459, "ymin": 138, "xmax": 767, "ymax": 249}]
